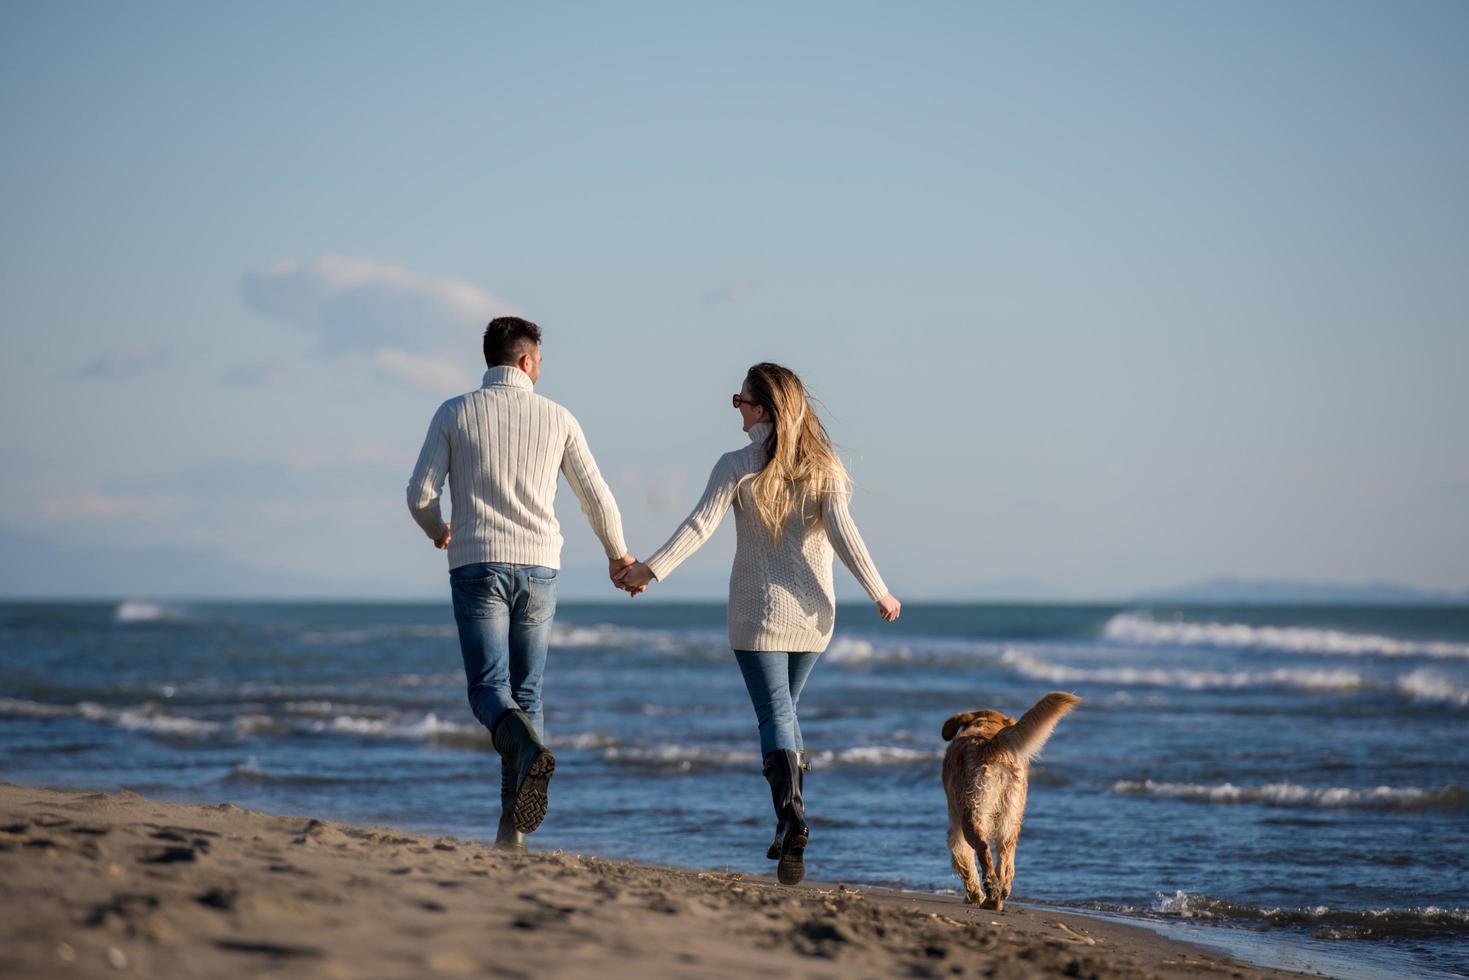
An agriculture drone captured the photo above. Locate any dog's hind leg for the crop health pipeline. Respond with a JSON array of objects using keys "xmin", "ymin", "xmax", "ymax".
[
  {"xmin": 961, "ymin": 818, "xmax": 1000, "ymax": 909},
  {"xmin": 947, "ymin": 823, "xmax": 984, "ymax": 904},
  {"xmin": 995, "ymin": 833, "xmax": 1019, "ymax": 908}
]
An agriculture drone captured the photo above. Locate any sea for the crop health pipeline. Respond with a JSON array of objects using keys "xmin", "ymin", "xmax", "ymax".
[{"xmin": 1, "ymin": 599, "xmax": 1466, "ymax": 978}]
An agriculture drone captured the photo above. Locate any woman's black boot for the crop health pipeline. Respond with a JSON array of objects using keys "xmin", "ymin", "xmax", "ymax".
[
  {"xmin": 766, "ymin": 750, "xmax": 809, "ymax": 859},
  {"xmin": 491, "ymin": 709, "xmax": 556, "ymax": 834},
  {"xmin": 495, "ymin": 758, "xmax": 525, "ymax": 849},
  {"xmin": 762, "ymin": 749, "xmax": 808, "ymax": 885}
]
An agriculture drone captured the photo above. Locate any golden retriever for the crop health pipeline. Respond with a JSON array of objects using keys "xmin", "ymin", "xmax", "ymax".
[{"xmin": 941, "ymin": 691, "xmax": 1080, "ymax": 910}]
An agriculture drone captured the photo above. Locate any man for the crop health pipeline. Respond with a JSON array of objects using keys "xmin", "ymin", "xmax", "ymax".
[{"xmin": 407, "ymin": 316, "xmax": 636, "ymax": 849}]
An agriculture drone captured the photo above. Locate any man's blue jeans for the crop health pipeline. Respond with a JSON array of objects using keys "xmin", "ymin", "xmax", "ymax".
[
  {"xmin": 735, "ymin": 650, "xmax": 822, "ymax": 758},
  {"xmin": 450, "ymin": 563, "xmax": 558, "ymax": 739}
]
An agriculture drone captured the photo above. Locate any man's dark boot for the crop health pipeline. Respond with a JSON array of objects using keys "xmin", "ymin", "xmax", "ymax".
[
  {"xmin": 762, "ymin": 749, "xmax": 808, "ymax": 885},
  {"xmin": 491, "ymin": 709, "xmax": 556, "ymax": 834},
  {"xmin": 766, "ymin": 750, "xmax": 809, "ymax": 859},
  {"xmin": 495, "ymin": 758, "xmax": 525, "ymax": 850}
]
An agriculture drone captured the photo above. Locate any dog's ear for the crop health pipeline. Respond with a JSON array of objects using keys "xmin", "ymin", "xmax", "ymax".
[{"xmin": 941, "ymin": 710, "xmax": 982, "ymax": 741}]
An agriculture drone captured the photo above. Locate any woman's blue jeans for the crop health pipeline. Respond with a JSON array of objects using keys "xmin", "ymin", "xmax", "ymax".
[
  {"xmin": 449, "ymin": 562, "xmax": 558, "ymax": 738},
  {"xmin": 735, "ymin": 650, "xmax": 821, "ymax": 757}
]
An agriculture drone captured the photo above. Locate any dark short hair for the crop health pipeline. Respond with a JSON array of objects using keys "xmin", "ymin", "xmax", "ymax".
[{"xmin": 483, "ymin": 316, "xmax": 542, "ymax": 368}]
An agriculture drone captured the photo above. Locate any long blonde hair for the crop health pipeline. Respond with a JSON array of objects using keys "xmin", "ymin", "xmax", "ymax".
[{"xmin": 742, "ymin": 362, "xmax": 848, "ymax": 536}]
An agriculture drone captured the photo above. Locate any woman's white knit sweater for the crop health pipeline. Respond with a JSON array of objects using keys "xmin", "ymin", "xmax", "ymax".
[{"xmin": 645, "ymin": 422, "xmax": 889, "ymax": 652}]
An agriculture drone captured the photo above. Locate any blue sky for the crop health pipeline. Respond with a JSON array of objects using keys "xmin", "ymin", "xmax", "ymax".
[{"xmin": 1, "ymin": 1, "xmax": 1465, "ymax": 599}]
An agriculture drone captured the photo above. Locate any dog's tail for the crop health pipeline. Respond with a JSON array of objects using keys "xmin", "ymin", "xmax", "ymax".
[{"xmin": 996, "ymin": 691, "xmax": 1080, "ymax": 763}]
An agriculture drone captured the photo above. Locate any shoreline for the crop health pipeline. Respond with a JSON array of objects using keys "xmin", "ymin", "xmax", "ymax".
[{"xmin": 0, "ymin": 783, "xmax": 1315, "ymax": 979}]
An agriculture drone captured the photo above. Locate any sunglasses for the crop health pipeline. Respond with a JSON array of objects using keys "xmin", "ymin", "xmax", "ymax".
[{"xmin": 732, "ymin": 394, "xmax": 758, "ymax": 409}]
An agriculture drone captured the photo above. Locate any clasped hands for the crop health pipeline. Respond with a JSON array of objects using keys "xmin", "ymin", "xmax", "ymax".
[{"xmin": 609, "ymin": 555, "xmax": 655, "ymax": 596}]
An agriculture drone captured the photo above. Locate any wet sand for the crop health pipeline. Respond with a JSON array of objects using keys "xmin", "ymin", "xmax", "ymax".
[{"xmin": 0, "ymin": 784, "xmax": 1308, "ymax": 978}]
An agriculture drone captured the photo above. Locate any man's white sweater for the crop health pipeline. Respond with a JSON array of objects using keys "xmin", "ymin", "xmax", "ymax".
[{"xmin": 407, "ymin": 366, "xmax": 627, "ymax": 570}]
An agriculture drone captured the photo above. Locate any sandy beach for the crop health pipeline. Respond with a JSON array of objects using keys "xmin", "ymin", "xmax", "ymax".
[{"xmin": 0, "ymin": 784, "xmax": 1310, "ymax": 979}]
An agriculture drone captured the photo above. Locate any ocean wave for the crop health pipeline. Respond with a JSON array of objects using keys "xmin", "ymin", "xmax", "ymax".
[
  {"xmin": 0, "ymin": 697, "xmax": 226, "ymax": 737},
  {"xmin": 297, "ymin": 624, "xmax": 457, "ymax": 645},
  {"xmin": 311, "ymin": 712, "xmax": 487, "ymax": 749},
  {"xmin": 599, "ymin": 742, "xmax": 762, "ymax": 771},
  {"xmin": 80, "ymin": 702, "xmax": 222, "ymax": 736},
  {"xmin": 1395, "ymin": 669, "xmax": 1469, "ymax": 707},
  {"xmin": 1104, "ymin": 612, "xmax": 1469, "ymax": 659},
  {"xmin": 1113, "ymin": 779, "xmax": 1469, "ymax": 813},
  {"xmin": 593, "ymin": 739, "xmax": 944, "ymax": 772},
  {"xmin": 0, "ymin": 696, "xmax": 75, "ymax": 718},
  {"xmin": 222, "ymin": 756, "xmax": 376, "ymax": 786},
  {"xmin": 114, "ymin": 601, "xmax": 187, "ymax": 625},
  {"xmin": 1000, "ymin": 649, "xmax": 1365, "ymax": 692},
  {"xmin": 549, "ymin": 622, "xmax": 1004, "ymax": 667},
  {"xmin": 811, "ymin": 745, "xmax": 945, "ymax": 768},
  {"xmin": 1142, "ymin": 891, "xmax": 1469, "ymax": 940}
]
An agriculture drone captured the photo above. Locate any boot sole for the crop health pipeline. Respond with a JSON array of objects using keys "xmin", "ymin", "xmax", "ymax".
[
  {"xmin": 513, "ymin": 750, "xmax": 555, "ymax": 834},
  {"xmin": 777, "ymin": 829, "xmax": 808, "ymax": 885}
]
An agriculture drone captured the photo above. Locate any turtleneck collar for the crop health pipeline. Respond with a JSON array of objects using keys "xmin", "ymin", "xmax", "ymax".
[
  {"xmin": 747, "ymin": 421, "xmax": 773, "ymax": 444},
  {"xmin": 482, "ymin": 365, "xmax": 534, "ymax": 390}
]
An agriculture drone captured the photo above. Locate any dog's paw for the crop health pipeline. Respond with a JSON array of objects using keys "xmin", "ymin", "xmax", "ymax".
[
  {"xmin": 980, "ymin": 896, "xmax": 1002, "ymax": 911},
  {"xmin": 964, "ymin": 889, "xmax": 984, "ymax": 905}
]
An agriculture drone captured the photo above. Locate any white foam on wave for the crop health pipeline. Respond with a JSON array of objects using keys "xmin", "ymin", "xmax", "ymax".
[
  {"xmin": 1395, "ymin": 669, "xmax": 1469, "ymax": 707},
  {"xmin": 0, "ymin": 696, "xmax": 75, "ymax": 718},
  {"xmin": 1113, "ymin": 779, "xmax": 1469, "ymax": 812},
  {"xmin": 298, "ymin": 624, "xmax": 457, "ymax": 645},
  {"xmin": 114, "ymin": 601, "xmax": 184, "ymax": 624},
  {"xmin": 315, "ymin": 712, "xmax": 480, "ymax": 741},
  {"xmin": 1141, "ymin": 891, "xmax": 1469, "ymax": 939},
  {"xmin": 1000, "ymin": 649, "xmax": 1365, "ymax": 692},
  {"xmin": 810, "ymin": 745, "xmax": 944, "ymax": 768},
  {"xmin": 75, "ymin": 701, "xmax": 222, "ymax": 736},
  {"xmin": 594, "ymin": 741, "xmax": 944, "ymax": 772},
  {"xmin": 1104, "ymin": 612, "xmax": 1469, "ymax": 659},
  {"xmin": 600, "ymin": 742, "xmax": 761, "ymax": 770},
  {"xmin": 548, "ymin": 622, "xmax": 999, "ymax": 666}
]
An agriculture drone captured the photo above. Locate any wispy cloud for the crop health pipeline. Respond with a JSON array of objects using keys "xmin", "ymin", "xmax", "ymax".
[
  {"xmin": 43, "ymin": 492, "xmax": 177, "ymax": 520},
  {"xmin": 371, "ymin": 349, "xmax": 470, "ymax": 394},
  {"xmin": 71, "ymin": 344, "xmax": 173, "ymax": 381},
  {"xmin": 222, "ymin": 359, "xmax": 292, "ymax": 388},
  {"xmin": 240, "ymin": 255, "xmax": 516, "ymax": 391}
]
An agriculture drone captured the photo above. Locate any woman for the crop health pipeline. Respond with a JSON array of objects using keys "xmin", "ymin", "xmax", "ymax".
[{"xmin": 616, "ymin": 362, "xmax": 901, "ymax": 884}]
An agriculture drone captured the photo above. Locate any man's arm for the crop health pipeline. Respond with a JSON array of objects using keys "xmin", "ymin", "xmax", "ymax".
[
  {"xmin": 560, "ymin": 415, "xmax": 629, "ymax": 560},
  {"xmin": 406, "ymin": 402, "xmax": 453, "ymax": 545}
]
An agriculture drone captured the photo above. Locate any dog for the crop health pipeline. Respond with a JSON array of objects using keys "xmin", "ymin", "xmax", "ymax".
[{"xmin": 940, "ymin": 691, "xmax": 1080, "ymax": 910}]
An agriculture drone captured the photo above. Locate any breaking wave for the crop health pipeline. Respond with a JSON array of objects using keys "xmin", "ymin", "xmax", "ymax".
[
  {"xmin": 1395, "ymin": 669, "xmax": 1469, "ymax": 707},
  {"xmin": 114, "ymin": 601, "xmax": 187, "ymax": 625},
  {"xmin": 1104, "ymin": 612, "xmax": 1469, "ymax": 659},
  {"xmin": 593, "ymin": 739, "xmax": 942, "ymax": 772},
  {"xmin": 222, "ymin": 756, "xmax": 379, "ymax": 786},
  {"xmin": 1000, "ymin": 649, "xmax": 1365, "ymax": 692},
  {"xmin": 1113, "ymin": 779, "xmax": 1469, "ymax": 813},
  {"xmin": 1137, "ymin": 891, "xmax": 1469, "ymax": 940}
]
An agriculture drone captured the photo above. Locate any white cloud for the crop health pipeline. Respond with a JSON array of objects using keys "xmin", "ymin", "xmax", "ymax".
[
  {"xmin": 222, "ymin": 359, "xmax": 292, "ymax": 387},
  {"xmin": 71, "ymin": 344, "xmax": 173, "ymax": 381},
  {"xmin": 240, "ymin": 256, "xmax": 517, "ymax": 391},
  {"xmin": 372, "ymin": 349, "xmax": 471, "ymax": 394},
  {"xmin": 43, "ymin": 492, "xmax": 177, "ymax": 520}
]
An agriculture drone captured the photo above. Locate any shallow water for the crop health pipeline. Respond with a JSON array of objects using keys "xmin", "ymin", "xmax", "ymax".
[{"xmin": 2, "ymin": 600, "xmax": 1466, "ymax": 977}]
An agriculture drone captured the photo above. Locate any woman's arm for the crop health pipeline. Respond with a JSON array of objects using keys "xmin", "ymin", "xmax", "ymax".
[
  {"xmin": 621, "ymin": 455, "xmax": 740, "ymax": 590},
  {"xmin": 821, "ymin": 488, "xmax": 899, "ymax": 619}
]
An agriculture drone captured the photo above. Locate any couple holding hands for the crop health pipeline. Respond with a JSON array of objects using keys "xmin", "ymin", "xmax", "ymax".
[{"xmin": 408, "ymin": 317, "xmax": 899, "ymax": 884}]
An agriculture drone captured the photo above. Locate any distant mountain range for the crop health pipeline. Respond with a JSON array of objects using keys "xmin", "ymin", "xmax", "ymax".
[{"xmin": 1134, "ymin": 577, "xmax": 1469, "ymax": 605}]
